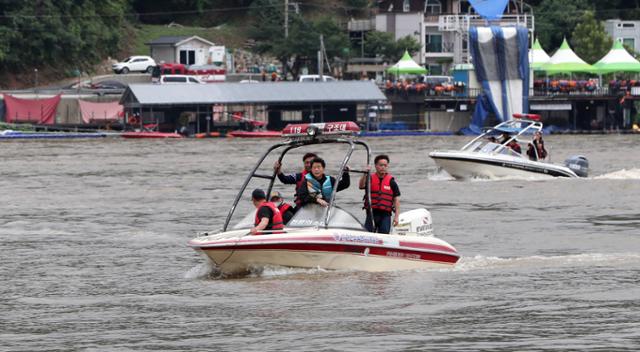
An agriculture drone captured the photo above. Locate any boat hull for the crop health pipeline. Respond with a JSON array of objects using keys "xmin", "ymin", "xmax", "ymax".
[
  {"xmin": 121, "ymin": 131, "xmax": 183, "ymax": 138},
  {"xmin": 227, "ymin": 131, "xmax": 281, "ymax": 138},
  {"xmin": 189, "ymin": 229, "xmax": 459, "ymax": 275},
  {"xmin": 430, "ymin": 151, "xmax": 578, "ymax": 179}
]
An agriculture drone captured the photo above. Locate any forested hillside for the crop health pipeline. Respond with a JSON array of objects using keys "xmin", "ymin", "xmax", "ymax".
[{"xmin": 0, "ymin": 0, "xmax": 638, "ymax": 88}]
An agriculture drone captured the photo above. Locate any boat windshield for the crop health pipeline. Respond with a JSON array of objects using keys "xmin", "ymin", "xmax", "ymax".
[
  {"xmin": 232, "ymin": 204, "xmax": 365, "ymax": 231},
  {"xmin": 287, "ymin": 204, "xmax": 365, "ymax": 230}
]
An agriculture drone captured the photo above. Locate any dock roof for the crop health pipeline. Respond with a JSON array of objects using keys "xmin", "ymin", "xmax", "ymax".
[{"xmin": 120, "ymin": 81, "xmax": 386, "ymax": 107}]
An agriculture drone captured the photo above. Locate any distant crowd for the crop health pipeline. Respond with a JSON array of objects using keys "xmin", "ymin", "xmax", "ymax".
[
  {"xmin": 533, "ymin": 79, "xmax": 640, "ymax": 95},
  {"xmin": 383, "ymin": 79, "xmax": 465, "ymax": 96}
]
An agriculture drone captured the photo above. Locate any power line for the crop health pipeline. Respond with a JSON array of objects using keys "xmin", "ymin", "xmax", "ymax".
[{"xmin": 0, "ymin": 3, "xmax": 638, "ymax": 21}]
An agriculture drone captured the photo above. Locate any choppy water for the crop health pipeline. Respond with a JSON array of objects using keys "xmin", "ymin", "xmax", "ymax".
[{"xmin": 1, "ymin": 135, "xmax": 639, "ymax": 351}]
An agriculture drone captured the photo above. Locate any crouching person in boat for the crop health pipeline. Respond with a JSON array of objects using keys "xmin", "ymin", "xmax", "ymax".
[
  {"xmin": 269, "ymin": 190, "xmax": 294, "ymax": 224},
  {"xmin": 297, "ymin": 157, "xmax": 350, "ymax": 208},
  {"xmin": 359, "ymin": 154, "xmax": 401, "ymax": 234},
  {"xmin": 250, "ymin": 188, "xmax": 284, "ymax": 235}
]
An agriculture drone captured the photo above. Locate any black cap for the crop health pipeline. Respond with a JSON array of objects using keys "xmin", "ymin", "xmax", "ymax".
[{"xmin": 251, "ymin": 188, "xmax": 266, "ymax": 200}]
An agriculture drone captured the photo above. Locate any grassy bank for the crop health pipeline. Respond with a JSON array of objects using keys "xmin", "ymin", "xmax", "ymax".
[{"xmin": 132, "ymin": 23, "xmax": 250, "ymax": 56}]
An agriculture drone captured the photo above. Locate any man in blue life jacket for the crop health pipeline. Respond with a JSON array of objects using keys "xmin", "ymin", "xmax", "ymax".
[
  {"xmin": 359, "ymin": 154, "xmax": 401, "ymax": 234},
  {"xmin": 273, "ymin": 152, "xmax": 318, "ymax": 207},
  {"xmin": 296, "ymin": 157, "xmax": 350, "ymax": 207}
]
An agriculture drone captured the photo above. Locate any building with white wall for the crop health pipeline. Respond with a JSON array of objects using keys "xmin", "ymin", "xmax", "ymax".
[{"xmin": 604, "ymin": 20, "xmax": 640, "ymax": 53}]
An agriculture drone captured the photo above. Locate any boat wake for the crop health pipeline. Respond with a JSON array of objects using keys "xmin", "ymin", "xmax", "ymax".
[
  {"xmin": 453, "ymin": 252, "xmax": 640, "ymax": 272},
  {"xmin": 594, "ymin": 168, "xmax": 640, "ymax": 180},
  {"xmin": 427, "ymin": 169, "xmax": 455, "ymax": 181},
  {"xmin": 184, "ymin": 262, "xmax": 329, "ymax": 280}
]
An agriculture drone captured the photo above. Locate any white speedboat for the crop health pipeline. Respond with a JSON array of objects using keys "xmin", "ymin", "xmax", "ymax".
[
  {"xmin": 189, "ymin": 122, "xmax": 459, "ymax": 276},
  {"xmin": 429, "ymin": 114, "xmax": 589, "ymax": 180}
]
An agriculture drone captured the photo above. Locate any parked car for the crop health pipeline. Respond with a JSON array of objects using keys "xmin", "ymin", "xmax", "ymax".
[
  {"xmin": 89, "ymin": 80, "xmax": 127, "ymax": 90},
  {"xmin": 298, "ymin": 74, "xmax": 336, "ymax": 82},
  {"xmin": 158, "ymin": 75, "xmax": 203, "ymax": 84},
  {"xmin": 112, "ymin": 56, "xmax": 156, "ymax": 74}
]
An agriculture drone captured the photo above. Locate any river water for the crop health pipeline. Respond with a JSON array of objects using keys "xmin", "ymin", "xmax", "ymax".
[{"xmin": 1, "ymin": 135, "xmax": 639, "ymax": 351}]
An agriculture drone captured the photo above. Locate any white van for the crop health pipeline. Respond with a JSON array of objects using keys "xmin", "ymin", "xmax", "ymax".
[
  {"xmin": 421, "ymin": 75, "xmax": 453, "ymax": 85},
  {"xmin": 298, "ymin": 74, "xmax": 336, "ymax": 82},
  {"xmin": 158, "ymin": 75, "xmax": 203, "ymax": 84}
]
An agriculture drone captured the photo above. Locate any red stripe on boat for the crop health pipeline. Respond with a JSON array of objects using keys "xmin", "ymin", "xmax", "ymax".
[{"xmin": 198, "ymin": 243, "xmax": 459, "ymax": 264}]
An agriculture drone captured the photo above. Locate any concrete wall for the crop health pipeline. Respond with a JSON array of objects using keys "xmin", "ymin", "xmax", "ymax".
[
  {"xmin": 376, "ymin": 12, "xmax": 423, "ymax": 62},
  {"xmin": 425, "ymin": 110, "xmax": 471, "ymax": 132},
  {"xmin": 150, "ymin": 46, "xmax": 175, "ymax": 64}
]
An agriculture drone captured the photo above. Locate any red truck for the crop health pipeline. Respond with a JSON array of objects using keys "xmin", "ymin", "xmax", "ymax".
[{"xmin": 152, "ymin": 63, "xmax": 226, "ymax": 83}]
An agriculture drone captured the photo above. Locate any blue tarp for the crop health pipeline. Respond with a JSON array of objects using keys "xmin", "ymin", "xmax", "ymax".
[
  {"xmin": 467, "ymin": 26, "xmax": 529, "ymax": 132},
  {"xmin": 468, "ymin": 0, "xmax": 509, "ymax": 20}
]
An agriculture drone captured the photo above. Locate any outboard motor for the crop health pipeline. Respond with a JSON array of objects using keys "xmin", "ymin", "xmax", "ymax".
[
  {"xmin": 564, "ymin": 155, "xmax": 589, "ymax": 177},
  {"xmin": 393, "ymin": 208, "xmax": 434, "ymax": 236}
]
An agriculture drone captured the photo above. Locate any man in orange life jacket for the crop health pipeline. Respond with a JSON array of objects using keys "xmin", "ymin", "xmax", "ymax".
[
  {"xmin": 359, "ymin": 154, "xmax": 401, "ymax": 234},
  {"xmin": 273, "ymin": 152, "xmax": 318, "ymax": 207},
  {"xmin": 269, "ymin": 190, "xmax": 294, "ymax": 224},
  {"xmin": 250, "ymin": 189, "xmax": 284, "ymax": 235}
]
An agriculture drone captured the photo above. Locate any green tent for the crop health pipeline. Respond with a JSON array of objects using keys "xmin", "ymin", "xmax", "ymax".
[
  {"xmin": 593, "ymin": 40, "xmax": 640, "ymax": 74},
  {"xmin": 542, "ymin": 38, "xmax": 595, "ymax": 74},
  {"xmin": 386, "ymin": 51, "xmax": 427, "ymax": 75},
  {"xmin": 529, "ymin": 38, "xmax": 551, "ymax": 71}
]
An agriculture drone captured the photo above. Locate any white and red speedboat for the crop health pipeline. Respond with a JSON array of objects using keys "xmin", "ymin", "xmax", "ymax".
[
  {"xmin": 429, "ymin": 114, "xmax": 589, "ymax": 179},
  {"xmin": 189, "ymin": 121, "xmax": 460, "ymax": 275}
]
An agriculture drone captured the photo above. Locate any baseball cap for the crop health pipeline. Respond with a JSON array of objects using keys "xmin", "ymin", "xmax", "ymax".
[{"xmin": 251, "ymin": 188, "xmax": 266, "ymax": 200}]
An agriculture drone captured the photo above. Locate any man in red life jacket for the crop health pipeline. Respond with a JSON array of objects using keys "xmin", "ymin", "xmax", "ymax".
[
  {"xmin": 359, "ymin": 154, "xmax": 401, "ymax": 234},
  {"xmin": 273, "ymin": 152, "xmax": 318, "ymax": 207},
  {"xmin": 526, "ymin": 131, "xmax": 547, "ymax": 161},
  {"xmin": 269, "ymin": 190, "xmax": 294, "ymax": 224},
  {"xmin": 501, "ymin": 133, "xmax": 521, "ymax": 154},
  {"xmin": 250, "ymin": 189, "xmax": 284, "ymax": 235}
]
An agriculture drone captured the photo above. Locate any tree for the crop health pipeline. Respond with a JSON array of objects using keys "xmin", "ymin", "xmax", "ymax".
[
  {"xmin": 361, "ymin": 31, "xmax": 420, "ymax": 62},
  {"xmin": 535, "ymin": 0, "xmax": 591, "ymax": 50},
  {"xmin": 248, "ymin": 0, "xmax": 349, "ymax": 79},
  {"xmin": 0, "ymin": 0, "xmax": 128, "ymax": 76},
  {"xmin": 571, "ymin": 10, "xmax": 612, "ymax": 64}
]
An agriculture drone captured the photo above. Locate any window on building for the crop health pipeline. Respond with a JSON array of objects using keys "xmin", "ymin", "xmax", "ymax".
[
  {"xmin": 282, "ymin": 111, "xmax": 303, "ymax": 121},
  {"xmin": 425, "ymin": 0, "xmax": 442, "ymax": 14},
  {"xmin": 622, "ymin": 23, "xmax": 635, "ymax": 28},
  {"xmin": 426, "ymin": 33, "xmax": 443, "ymax": 52},
  {"xmin": 403, "ymin": 0, "xmax": 410, "ymax": 12},
  {"xmin": 428, "ymin": 64, "xmax": 443, "ymax": 75},
  {"xmin": 622, "ymin": 38, "xmax": 635, "ymax": 49},
  {"xmin": 179, "ymin": 50, "xmax": 196, "ymax": 65}
]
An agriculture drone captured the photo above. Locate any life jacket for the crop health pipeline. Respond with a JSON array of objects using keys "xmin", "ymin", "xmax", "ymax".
[
  {"xmin": 366, "ymin": 174, "xmax": 395, "ymax": 212},
  {"xmin": 254, "ymin": 202, "xmax": 284, "ymax": 234},
  {"xmin": 509, "ymin": 141, "xmax": 521, "ymax": 154},
  {"xmin": 305, "ymin": 173, "xmax": 333, "ymax": 200},
  {"xmin": 294, "ymin": 170, "xmax": 308, "ymax": 206},
  {"xmin": 535, "ymin": 140, "xmax": 547, "ymax": 158},
  {"xmin": 295, "ymin": 170, "xmax": 308, "ymax": 189},
  {"xmin": 278, "ymin": 202, "xmax": 293, "ymax": 214}
]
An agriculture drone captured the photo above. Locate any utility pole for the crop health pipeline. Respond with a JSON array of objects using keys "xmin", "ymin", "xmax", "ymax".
[
  {"xmin": 284, "ymin": 0, "xmax": 289, "ymax": 39},
  {"xmin": 318, "ymin": 34, "xmax": 324, "ymax": 79}
]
